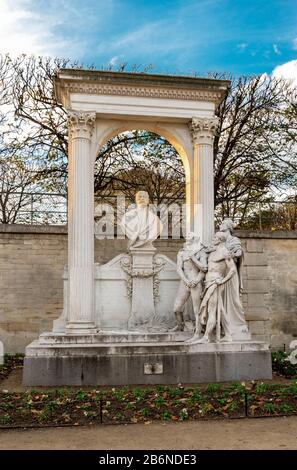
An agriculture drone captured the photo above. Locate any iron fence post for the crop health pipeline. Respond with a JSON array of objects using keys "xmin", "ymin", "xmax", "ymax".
[
  {"xmin": 259, "ymin": 202, "xmax": 262, "ymax": 231},
  {"xmin": 30, "ymin": 194, "xmax": 34, "ymax": 225}
]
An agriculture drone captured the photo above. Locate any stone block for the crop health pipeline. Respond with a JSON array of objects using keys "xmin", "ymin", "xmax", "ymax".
[
  {"xmin": 247, "ymin": 293, "xmax": 266, "ymax": 307},
  {"xmin": 250, "ymin": 334, "xmax": 271, "ymax": 343},
  {"xmin": 246, "ymin": 266, "xmax": 269, "ymax": 280},
  {"xmin": 245, "ymin": 279, "xmax": 269, "ymax": 293},
  {"xmin": 244, "ymin": 253, "xmax": 267, "ymax": 266},
  {"xmin": 245, "ymin": 307, "xmax": 271, "ymax": 321},
  {"xmin": 248, "ymin": 320, "xmax": 271, "ymax": 335},
  {"xmin": 247, "ymin": 239, "xmax": 263, "ymax": 253}
]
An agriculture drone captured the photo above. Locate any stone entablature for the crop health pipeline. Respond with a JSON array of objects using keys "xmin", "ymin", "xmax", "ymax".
[{"xmin": 55, "ymin": 69, "xmax": 229, "ymax": 107}]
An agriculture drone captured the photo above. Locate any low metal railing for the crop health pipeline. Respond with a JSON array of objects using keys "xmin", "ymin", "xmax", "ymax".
[{"xmin": 0, "ymin": 192, "xmax": 296, "ymax": 231}]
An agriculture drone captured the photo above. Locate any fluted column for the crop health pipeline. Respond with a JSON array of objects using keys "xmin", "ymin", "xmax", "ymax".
[
  {"xmin": 189, "ymin": 117, "xmax": 218, "ymax": 245},
  {"xmin": 66, "ymin": 111, "xmax": 97, "ymax": 334}
]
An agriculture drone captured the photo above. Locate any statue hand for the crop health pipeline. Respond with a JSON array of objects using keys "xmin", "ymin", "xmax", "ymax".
[
  {"xmin": 187, "ymin": 280, "xmax": 196, "ymax": 288},
  {"xmin": 216, "ymin": 278, "xmax": 224, "ymax": 286}
]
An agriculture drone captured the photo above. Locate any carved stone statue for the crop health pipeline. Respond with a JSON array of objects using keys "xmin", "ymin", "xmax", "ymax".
[
  {"xmin": 119, "ymin": 190, "xmax": 164, "ymax": 330},
  {"xmin": 120, "ymin": 190, "xmax": 162, "ymax": 249},
  {"xmin": 173, "ymin": 232, "xmax": 207, "ymax": 331},
  {"xmin": 219, "ymin": 218, "xmax": 250, "ymax": 340},
  {"xmin": 189, "ymin": 231, "xmax": 235, "ymax": 343}
]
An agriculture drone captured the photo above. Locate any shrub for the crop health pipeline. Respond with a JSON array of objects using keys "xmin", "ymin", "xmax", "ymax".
[{"xmin": 272, "ymin": 351, "xmax": 297, "ymax": 378}]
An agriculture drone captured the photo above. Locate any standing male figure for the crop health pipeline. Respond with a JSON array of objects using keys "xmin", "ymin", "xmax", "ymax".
[
  {"xmin": 173, "ymin": 232, "xmax": 207, "ymax": 332},
  {"xmin": 189, "ymin": 231, "xmax": 236, "ymax": 343}
]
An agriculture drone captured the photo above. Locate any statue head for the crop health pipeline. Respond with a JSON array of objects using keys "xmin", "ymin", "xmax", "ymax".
[
  {"xmin": 135, "ymin": 190, "xmax": 150, "ymax": 207},
  {"xmin": 220, "ymin": 218, "xmax": 235, "ymax": 234},
  {"xmin": 213, "ymin": 231, "xmax": 228, "ymax": 246},
  {"xmin": 184, "ymin": 231, "xmax": 201, "ymax": 250}
]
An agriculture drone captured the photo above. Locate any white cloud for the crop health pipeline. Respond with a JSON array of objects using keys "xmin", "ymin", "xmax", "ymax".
[
  {"xmin": 108, "ymin": 55, "xmax": 125, "ymax": 67},
  {"xmin": 0, "ymin": 0, "xmax": 77, "ymax": 57},
  {"xmin": 273, "ymin": 44, "xmax": 281, "ymax": 55},
  {"xmin": 272, "ymin": 60, "xmax": 297, "ymax": 87},
  {"xmin": 236, "ymin": 43, "xmax": 248, "ymax": 52},
  {"xmin": 97, "ymin": 19, "xmax": 197, "ymax": 59}
]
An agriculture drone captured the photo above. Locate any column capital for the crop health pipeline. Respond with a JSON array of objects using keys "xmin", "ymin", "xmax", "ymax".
[
  {"xmin": 67, "ymin": 111, "xmax": 96, "ymax": 140},
  {"xmin": 189, "ymin": 117, "xmax": 219, "ymax": 145}
]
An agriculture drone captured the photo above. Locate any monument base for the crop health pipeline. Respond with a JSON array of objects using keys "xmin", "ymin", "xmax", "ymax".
[{"xmin": 23, "ymin": 333, "xmax": 272, "ymax": 386}]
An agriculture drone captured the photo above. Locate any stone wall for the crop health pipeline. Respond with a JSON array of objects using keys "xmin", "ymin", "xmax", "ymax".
[{"xmin": 0, "ymin": 224, "xmax": 296, "ymax": 352}]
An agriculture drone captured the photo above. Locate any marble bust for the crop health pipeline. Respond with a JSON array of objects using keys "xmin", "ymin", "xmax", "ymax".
[{"xmin": 120, "ymin": 190, "xmax": 163, "ymax": 249}]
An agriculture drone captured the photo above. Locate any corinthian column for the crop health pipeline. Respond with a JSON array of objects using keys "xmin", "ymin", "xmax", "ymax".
[
  {"xmin": 66, "ymin": 111, "xmax": 97, "ymax": 334},
  {"xmin": 189, "ymin": 117, "xmax": 219, "ymax": 245}
]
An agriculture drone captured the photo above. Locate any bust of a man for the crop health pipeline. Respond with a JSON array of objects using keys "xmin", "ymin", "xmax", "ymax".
[{"xmin": 120, "ymin": 190, "xmax": 162, "ymax": 249}]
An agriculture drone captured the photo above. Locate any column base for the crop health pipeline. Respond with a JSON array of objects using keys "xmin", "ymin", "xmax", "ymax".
[{"xmin": 65, "ymin": 322, "xmax": 98, "ymax": 335}]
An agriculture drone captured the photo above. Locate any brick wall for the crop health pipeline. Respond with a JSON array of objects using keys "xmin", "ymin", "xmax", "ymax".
[{"xmin": 0, "ymin": 224, "xmax": 296, "ymax": 352}]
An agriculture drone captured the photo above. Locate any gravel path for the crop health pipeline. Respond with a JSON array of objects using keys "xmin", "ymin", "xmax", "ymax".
[{"xmin": 1, "ymin": 416, "xmax": 297, "ymax": 450}]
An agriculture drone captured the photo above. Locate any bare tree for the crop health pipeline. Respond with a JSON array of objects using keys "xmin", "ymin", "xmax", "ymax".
[
  {"xmin": 96, "ymin": 130, "xmax": 185, "ymax": 204},
  {"xmin": 213, "ymin": 74, "xmax": 296, "ymax": 224},
  {"xmin": 11, "ymin": 55, "xmax": 69, "ymax": 186},
  {"xmin": 1, "ymin": 53, "xmax": 296, "ymax": 228},
  {"xmin": 0, "ymin": 153, "xmax": 38, "ymax": 223}
]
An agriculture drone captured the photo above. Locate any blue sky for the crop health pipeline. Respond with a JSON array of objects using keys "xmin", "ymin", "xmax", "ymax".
[{"xmin": 1, "ymin": 0, "xmax": 297, "ymax": 78}]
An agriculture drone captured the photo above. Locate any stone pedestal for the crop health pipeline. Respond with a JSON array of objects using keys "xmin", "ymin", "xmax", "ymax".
[
  {"xmin": 129, "ymin": 246, "xmax": 156, "ymax": 329},
  {"xmin": 23, "ymin": 334, "xmax": 272, "ymax": 386}
]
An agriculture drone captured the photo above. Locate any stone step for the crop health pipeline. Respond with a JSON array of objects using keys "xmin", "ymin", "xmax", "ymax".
[
  {"xmin": 26, "ymin": 338, "xmax": 269, "ymax": 357},
  {"xmin": 39, "ymin": 331, "xmax": 193, "ymax": 344}
]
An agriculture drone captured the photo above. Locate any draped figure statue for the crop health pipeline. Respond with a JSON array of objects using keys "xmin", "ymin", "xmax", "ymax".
[
  {"xmin": 219, "ymin": 218, "xmax": 250, "ymax": 341},
  {"xmin": 188, "ymin": 231, "xmax": 235, "ymax": 343}
]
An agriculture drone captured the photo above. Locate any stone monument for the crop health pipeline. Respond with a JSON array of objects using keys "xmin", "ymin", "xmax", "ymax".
[
  {"xmin": 23, "ymin": 209, "xmax": 272, "ymax": 385},
  {"xmin": 22, "ymin": 68, "xmax": 272, "ymax": 386}
]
